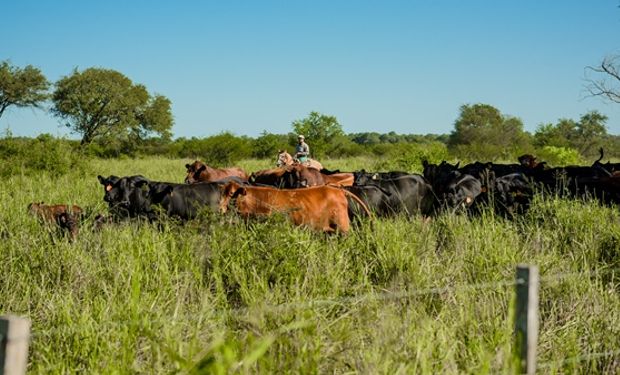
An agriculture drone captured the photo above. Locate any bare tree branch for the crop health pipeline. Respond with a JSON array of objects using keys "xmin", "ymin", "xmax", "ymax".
[{"xmin": 585, "ymin": 55, "xmax": 620, "ymax": 104}]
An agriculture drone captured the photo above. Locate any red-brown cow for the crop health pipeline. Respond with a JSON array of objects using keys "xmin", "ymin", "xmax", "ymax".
[
  {"xmin": 28, "ymin": 202, "xmax": 82, "ymax": 240},
  {"xmin": 219, "ymin": 181, "xmax": 369, "ymax": 234},
  {"xmin": 321, "ymin": 172, "xmax": 354, "ymax": 187},
  {"xmin": 185, "ymin": 160, "xmax": 249, "ymax": 183}
]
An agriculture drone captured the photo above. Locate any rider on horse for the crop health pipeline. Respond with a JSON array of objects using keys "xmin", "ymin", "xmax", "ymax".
[{"xmin": 295, "ymin": 135, "xmax": 310, "ymax": 163}]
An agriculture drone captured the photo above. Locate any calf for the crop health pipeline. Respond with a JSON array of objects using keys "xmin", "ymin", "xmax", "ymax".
[{"xmin": 27, "ymin": 202, "xmax": 82, "ymax": 240}]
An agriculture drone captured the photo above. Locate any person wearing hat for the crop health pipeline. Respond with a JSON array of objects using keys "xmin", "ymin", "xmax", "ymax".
[{"xmin": 295, "ymin": 135, "xmax": 310, "ymax": 163}]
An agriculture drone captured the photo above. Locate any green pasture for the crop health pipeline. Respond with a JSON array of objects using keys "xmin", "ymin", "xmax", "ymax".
[{"xmin": 0, "ymin": 157, "xmax": 619, "ymax": 374}]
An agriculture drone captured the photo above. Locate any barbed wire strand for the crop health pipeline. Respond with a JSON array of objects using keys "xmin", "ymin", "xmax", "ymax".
[
  {"xmin": 538, "ymin": 349, "xmax": 620, "ymax": 369},
  {"xmin": 7, "ymin": 266, "xmax": 619, "ymax": 338}
]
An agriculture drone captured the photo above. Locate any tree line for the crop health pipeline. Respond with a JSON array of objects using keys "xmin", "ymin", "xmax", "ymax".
[{"xmin": 1, "ymin": 60, "xmax": 620, "ymax": 169}]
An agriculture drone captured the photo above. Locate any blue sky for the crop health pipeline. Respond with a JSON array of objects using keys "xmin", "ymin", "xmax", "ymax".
[{"xmin": 2, "ymin": 1, "xmax": 620, "ymax": 138}]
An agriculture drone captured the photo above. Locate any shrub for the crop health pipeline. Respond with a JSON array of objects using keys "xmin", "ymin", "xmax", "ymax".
[
  {"xmin": 372, "ymin": 141, "xmax": 449, "ymax": 172},
  {"xmin": 536, "ymin": 146, "xmax": 583, "ymax": 166},
  {"xmin": 0, "ymin": 134, "xmax": 86, "ymax": 177}
]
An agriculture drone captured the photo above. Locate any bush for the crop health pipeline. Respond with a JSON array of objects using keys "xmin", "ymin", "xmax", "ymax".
[
  {"xmin": 0, "ymin": 134, "xmax": 87, "ymax": 177},
  {"xmin": 372, "ymin": 141, "xmax": 449, "ymax": 172},
  {"xmin": 188, "ymin": 133, "xmax": 252, "ymax": 166},
  {"xmin": 536, "ymin": 146, "xmax": 583, "ymax": 166}
]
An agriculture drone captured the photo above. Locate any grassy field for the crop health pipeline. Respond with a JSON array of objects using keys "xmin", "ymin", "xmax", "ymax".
[{"xmin": 1, "ymin": 157, "xmax": 619, "ymax": 374}]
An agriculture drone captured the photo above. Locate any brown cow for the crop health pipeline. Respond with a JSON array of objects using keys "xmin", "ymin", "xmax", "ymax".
[
  {"xmin": 27, "ymin": 202, "xmax": 82, "ymax": 240},
  {"xmin": 321, "ymin": 172, "xmax": 354, "ymax": 187},
  {"xmin": 219, "ymin": 181, "xmax": 370, "ymax": 234},
  {"xmin": 279, "ymin": 165, "xmax": 324, "ymax": 188},
  {"xmin": 185, "ymin": 160, "xmax": 249, "ymax": 183}
]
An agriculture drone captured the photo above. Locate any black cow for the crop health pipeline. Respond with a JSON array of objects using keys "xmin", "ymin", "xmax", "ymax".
[
  {"xmin": 440, "ymin": 171, "xmax": 482, "ymax": 213},
  {"xmin": 353, "ymin": 170, "xmax": 410, "ymax": 185},
  {"xmin": 492, "ymin": 173, "xmax": 533, "ymax": 217},
  {"xmin": 97, "ymin": 175, "xmax": 152, "ymax": 219},
  {"xmin": 146, "ymin": 181, "xmax": 223, "ymax": 221},
  {"xmin": 353, "ymin": 174, "xmax": 435, "ymax": 217},
  {"xmin": 344, "ymin": 185, "xmax": 392, "ymax": 219}
]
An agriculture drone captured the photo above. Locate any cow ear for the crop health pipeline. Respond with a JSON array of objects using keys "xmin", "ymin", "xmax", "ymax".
[
  {"xmin": 185, "ymin": 164, "xmax": 190, "ymax": 169},
  {"xmin": 422, "ymin": 160, "xmax": 428, "ymax": 167},
  {"xmin": 97, "ymin": 175, "xmax": 105, "ymax": 184},
  {"xmin": 455, "ymin": 161, "xmax": 460, "ymax": 169}
]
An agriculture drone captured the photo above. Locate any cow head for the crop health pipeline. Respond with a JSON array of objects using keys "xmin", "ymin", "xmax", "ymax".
[
  {"xmin": 353, "ymin": 170, "xmax": 374, "ymax": 185},
  {"xmin": 27, "ymin": 202, "xmax": 44, "ymax": 215},
  {"xmin": 98, "ymin": 175, "xmax": 121, "ymax": 195},
  {"xmin": 99, "ymin": 175, "xmax": 151, "ymax": 218},
  {"xmin": 219, "ymin": 181, "xmax": 246, "ymax": 213},
  {"xmin": 185, "ymin": 161, "xmax": 208, "ymax": 184}
]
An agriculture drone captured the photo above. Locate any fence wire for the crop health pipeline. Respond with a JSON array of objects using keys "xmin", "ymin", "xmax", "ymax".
[
  {"xmin": 12, "ymin": 265, "xmax": 617, "ymax": 337},
  {"xmin": 4, "ymin": 266, "xmax": 619, "ymax": 373},
  {"xmin": 538, "ymin": 349, "xmax": 620, "ymax": 369}
]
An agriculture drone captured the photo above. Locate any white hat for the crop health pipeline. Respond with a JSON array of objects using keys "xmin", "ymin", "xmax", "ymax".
[{"xmin": 298, "ymin": 134, "xmax": 305, "ymax": 139}]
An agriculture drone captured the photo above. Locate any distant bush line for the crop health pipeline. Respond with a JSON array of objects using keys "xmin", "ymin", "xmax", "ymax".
[{"xmin": 1, "ymin": 130, "xmax": 620, "ymax": 178}]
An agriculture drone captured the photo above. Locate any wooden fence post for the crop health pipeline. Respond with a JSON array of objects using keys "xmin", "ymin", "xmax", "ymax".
[
  {"xmin": 514, "ymin": 264, "xmax": 539, "ymax": 374},
  {"xmin": 0, "ymin": 315, "xmax": 31, "ymax": 375}
]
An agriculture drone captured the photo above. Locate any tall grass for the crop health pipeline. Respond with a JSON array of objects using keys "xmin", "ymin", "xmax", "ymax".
[{"xmin": 0, "ymin": 157, "xmax": 618, "ymax": 373}]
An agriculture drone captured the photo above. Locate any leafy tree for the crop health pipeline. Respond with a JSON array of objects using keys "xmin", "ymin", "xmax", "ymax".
[
  {"xmin": 574, "ymin": 111, "xmax": 607, "ymax": 155},
  {"xmin": 448, "ymin": 103, "xmax": 531, "ymax": 160},
  {"xmin": 0, "ymin": 61, "xmax": 49, "ymax": 120},
  {"xmin": 533, "ymin": 111, "xmax": 607, "ymax": 157},
  {"xmin": 534, "ymin": 119, "xmax": 576, "ymax": 149},
  {"xmin": 252, "ymin": 131, "xmax": 288, "ymax": 159},
  {"xmin": 291, "ymin": 111, "xmax": 344, "ymax": 159},
  {"xmin": 202, "ymin": 133, "xmax": 252, "ymax": 166},
  {"xmin": 51, "ymin": 68, "xmax": 173, "ymax": 146}
]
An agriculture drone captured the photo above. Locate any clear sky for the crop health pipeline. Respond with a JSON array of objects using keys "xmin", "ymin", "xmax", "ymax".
[{"xmin": 2, "ymin": 1, "xmax": 620, "ymax": 139}]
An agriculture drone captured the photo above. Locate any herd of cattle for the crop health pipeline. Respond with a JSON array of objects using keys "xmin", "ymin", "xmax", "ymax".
[{"xmin": 27, "ymin": 149, "xmax": 620, "ymax": 238}]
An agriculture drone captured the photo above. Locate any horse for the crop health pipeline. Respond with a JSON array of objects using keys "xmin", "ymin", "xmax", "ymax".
[{"xmin": 276, "ymin": 150, "xmax": 323, "ymax": 170}]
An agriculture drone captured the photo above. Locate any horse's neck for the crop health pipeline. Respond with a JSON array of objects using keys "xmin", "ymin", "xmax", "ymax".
[{"xmin": 280, "ymin": 153, "xmax": 293, "ymax": 166}]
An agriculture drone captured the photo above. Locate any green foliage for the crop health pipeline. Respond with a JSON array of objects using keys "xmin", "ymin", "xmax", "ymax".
[
  {"xmin": 372, "ymin": 141, "xmax": 449, "ymax": 172},
  {"xmin": 174, "ymin": 132, "xmax": 252, "ymax": 166},
  {"xmin": 325, "ymin": 134, "xmax": 366, "ymax": 157},
  {"xmin": 1, "ymin": 156, "xmax": 620, "ymax": 373},
  {"xmin": 536, "ymin": 146, "xmax": 583, "ymax": 166},
  {"xmin": 0, "ymin": 133, "xmax": 86, "ymax": 177},
  {"xmin": 252, "ymin": 131, "xmax": 289, "ymax": 159},
  {"xmin": 449, "ymin": 103, "xmax": 532, "ymax": 160},
  {"xmin": 291, "ymin": 111, "xmax": 345, "ymax": 158},
  {"xmin": 51, "ymin": 67, "xmax": 173, "ymax": 146},
  {"xmin": 534, "ymin": 111, "xmax": 608, "ymax": 158},
  {"xmin": 0, "ymin": 60, "xmax": 49, "ymax": 119},
  {"xmin": 2, "ymin": 156, "xmax": 620, "ymax": 373}
]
